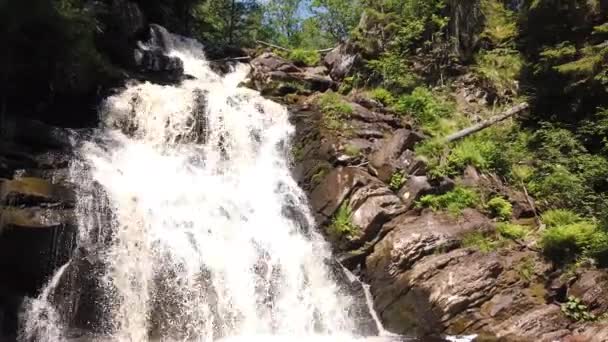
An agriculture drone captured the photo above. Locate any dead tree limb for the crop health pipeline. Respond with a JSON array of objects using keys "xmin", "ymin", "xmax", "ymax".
[
  {"xmin": 444, "ymin": 102, "xmax": 530, "ymax": 143},
  {"xmin": 256, "ymin": 40, "xmax": 290, "ymax": 51},
  {"xmin": 255, "ymin": 40, "xmax": 336, "ymax": 54},
  {"xmin": 210, "ymin": 56, "xmax": 252, "ymax": 62}
]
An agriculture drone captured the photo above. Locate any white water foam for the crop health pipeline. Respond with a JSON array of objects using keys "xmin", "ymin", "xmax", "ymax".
[
  {"xmin": 22, "ymin": 35, "xmax": 358, "ymax": 341},
  {"xmin": 20, "ymin": 32, "xmax": 476, "ymax": 342}
]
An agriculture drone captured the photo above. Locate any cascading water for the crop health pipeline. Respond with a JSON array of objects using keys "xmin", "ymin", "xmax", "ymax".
[{"xmin": 20, "ymin": 31, "xmax": 380, "ymax": 342}]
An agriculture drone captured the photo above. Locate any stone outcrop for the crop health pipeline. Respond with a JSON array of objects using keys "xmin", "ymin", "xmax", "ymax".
[
  {"xmin": 250, "ymin": 53, "xmax": 337, "ymax": 96},
  {"xmin": 266, "ymin": 52, "xmax": 608, "ymax": 341},
  {"xmin": 0, "ymin": 118, "xmax": 78, "ymax": 339}
]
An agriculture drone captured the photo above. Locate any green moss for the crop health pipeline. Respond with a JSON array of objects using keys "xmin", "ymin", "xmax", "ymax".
[
  {"xmin": 517, "ymin": 256, "xmax": 535, "ymax": 282},
  {"xmin": 292, "ymin": 143, "xmax": 306, "ymax": 161},
  {"xmin": 462, "ymin": 231, "xmax": 499, "ymax": 252},
  {"xmin": 497, "ymin": 222, "xmax": 528, "ymax": 240},
  {"xmin": 343, "ymin": 144, "xmax": 362, "ymax": 157},
  {"xmin": 317, "ymin": 92, "xmax": 354, "ymax": 133},
  {"xmin": 327, "ymin": 202, "xmax": 360, "ymax": 240},
  {"xmin": 288, "ymin": 48, "xmax": 321, "ymax": 66},
  {"xmin": 487, "ymin": 197, "xmax": 513, "ymax": 221},
  {"xmin": 310, "ymin": 164, "xmax": 331, "ymax": 187},
  {"xmin": 417, "ymin": 186, "xmax": 480, "ymax": 215}
]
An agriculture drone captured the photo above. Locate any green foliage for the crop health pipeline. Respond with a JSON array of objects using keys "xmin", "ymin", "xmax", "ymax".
[
  {"xmin": 317, "ymin": 92, "xmax": 354, "ymax": 133},
  {"xmin": 487, "ymin": 197, "xmax": 513, "ymax": 221},
  {"xmin": 288, "ymin": 49, "xmax": 321, "ymax": 66},
  {"xmin": 394, "ymin": 87, "xmax": 454, "ymax": 133},
  {"xmin": 328, "ymin": 202, "xmax": 360, "ymax": 239},
  {"xmin": 525, "ymin": 125, "xmax": 608, "ymax": 217},
  {"xmin": 417, "ymin": 187, "xmax": 480, "ymax": 215},
  {"xmin": 193, "ymin": 0, "xmax": 264, "ymax": 47},
  {"xmin": 542, "ymin": 209, "xmax": 583, "ymax": 228},
  {"xmin": 263, "ymin": 0, "xmax": 304, "ymax": 47},
  {"xmin": 474, "ymin": 48, "xmax": 523, "ymax": 95},
  {"xmin": 367, "ymin": 53, "xmax": 419, "ymax": 91},
  {"xmin": 541, "ymin": 220, "xmax": 608, "ymax": 264},
  {"xmin": 310, "ymin": 0, "xmax": 363, "ymax": 42},
  {"xmin": 497, "ymin": 222, "xmax": 528, "ymax": 240},
  {"xmin": 389, "ymin": 171, "xmax": 406, "ymax": 191},
  {"xmin": 447, "ymin": 136, "xmax": 503, "ymax": 175},
  {"xmin": 561, "ymin": 296, "xmax": 597, "ymax": 322},
  {"xmin": 480, "ymin": 0, "xmax": 518, "ymax": 47},
  {"xmin": 368, "ymin": 88, "xmax": 396, "ymax": 106},
  {"xmin": 462, "ymin": 231, "xmax": 499, "ymax": 252}
]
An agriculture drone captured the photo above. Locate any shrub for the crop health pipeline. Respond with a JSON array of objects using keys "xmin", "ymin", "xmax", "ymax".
[
  {"xmin": 327, "ymin": 202, "xmax": 360, "ymax": 239},
  {"xmin": 389, "ymin": 171, "xmax": 406, "ymax": 191},
  {"xmin": 394, "ymin": 87, "xmax": 453, "ymax": 131},
  {"xmin": 369, "ymin": 88, "xmax": 396, "ymax": 106},
  {"xmin": 541, "ymin": 209, "xmax": 582, "ymax": 228},
  {"xmin": 474, "ymin": 48, "xmax": 523, "ymax": 95},
  {"xmin": 317, "ymin": 92, "xmax": 353, "ymax": 132},
  {"xmin": 447, "ymin": 137, "xmax": 502, "ymax": 174},
  {"xmin": 541, "ymin": 221, "xmax": 608, "ymax": 264},
  {"xmin": 288, "ymin": 49, "xmax": 321, "ymax": 66},
  {"xmin": 367, "ymin": 53, "xmax": 419, "ymax": 91},
  {"xmin": 487, "ymin": 197, "xmax": 513, "ymax": 221},
  {"xmin": 497, "ymin": 222, "xmax": 528, "ymax": 240},
  {"xmin": 561, "ymin": 296, "xmax": 596, "ymax": 322},
  {"xmin": 417, "ymin": 186, "xmax": 480, "ymax": 215},
  {"xmin": 480, "ymin": 0, "xmax": 518, "ymax": 46}
]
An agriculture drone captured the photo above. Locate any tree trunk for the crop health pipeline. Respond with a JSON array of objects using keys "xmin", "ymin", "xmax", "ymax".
[{"xmin": 444, "ymin": 102, "xmax": 529, "ymax": 143}]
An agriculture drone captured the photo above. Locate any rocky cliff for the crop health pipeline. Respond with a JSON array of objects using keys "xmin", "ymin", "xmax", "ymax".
[{"xmin": 248, "ymin": 50, "xmax": 608, "ymax": 341}]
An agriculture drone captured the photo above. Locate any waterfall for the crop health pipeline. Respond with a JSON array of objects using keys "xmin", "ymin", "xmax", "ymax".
[{"xmin": 19, "ymin": 31, "xmax": 377, "ymax": 342}]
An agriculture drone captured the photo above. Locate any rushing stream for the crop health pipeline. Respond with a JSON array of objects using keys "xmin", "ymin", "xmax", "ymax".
[
  {"xmin": 17, "ymin": 28, "xmax": 473, "ymax": 342},
  {"xmin": 19, "ymin": 29, "xmax": 383, "ymax": 342}
]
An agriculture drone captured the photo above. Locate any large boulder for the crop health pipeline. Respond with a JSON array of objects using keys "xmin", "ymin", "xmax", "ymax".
[
  {"xmin": 324, "ymin": 43, "xmax": 361, "ymax": 81},
  {"xmin": 309, "ymin": 167, "xmax": 374, "ymax": 224},
  {"xmin": 250, "ymin": 53, "xmax": 336, "ymax": 96},
  {"xmin": 369, "ymin": 129, "xmax": 424, "ymax": 182}
]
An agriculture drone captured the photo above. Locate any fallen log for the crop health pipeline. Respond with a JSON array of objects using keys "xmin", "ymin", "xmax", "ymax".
[
  {"xmin": 444, "ymin": 102, "xmax": 529, "ymax": 143},
  {"xmin": 255, "ymin": 40, "xmax": 336, "ymax": 54}
]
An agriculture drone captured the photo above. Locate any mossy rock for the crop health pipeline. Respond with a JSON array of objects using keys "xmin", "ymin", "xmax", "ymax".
[{"xmin": 0, "ymin": 177, "xmax": 74, "ymax": 206}]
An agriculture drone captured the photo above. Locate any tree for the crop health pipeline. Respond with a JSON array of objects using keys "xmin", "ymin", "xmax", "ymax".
[
  {"xmin": 309, "ymin": 0, "xmax": 363, "ymax": 42},
  {"xmin": 263, "ymin": 0, "xmax": 303, "ymax": 47},
  {"xmin": 194, "ymin": 0, "xmax": 264, "ymax": 47}
]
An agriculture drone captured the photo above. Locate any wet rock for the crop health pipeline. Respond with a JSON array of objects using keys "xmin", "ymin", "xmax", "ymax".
[
  {"xmin": 0, "ymin": 207, "xmax": 74, "ymax": 231},
  {"xmin": 133, "ymin": 47, "xmax": 184, "ymax": 81},
  {"xmin": 0, "ymin": 177, "xmax": 74, "ymax": 207}
]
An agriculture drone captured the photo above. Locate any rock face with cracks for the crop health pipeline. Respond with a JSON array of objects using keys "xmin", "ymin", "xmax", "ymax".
[{"xmin": 244, "ymin": 51, "xmax": 608, "ymax": 341}]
